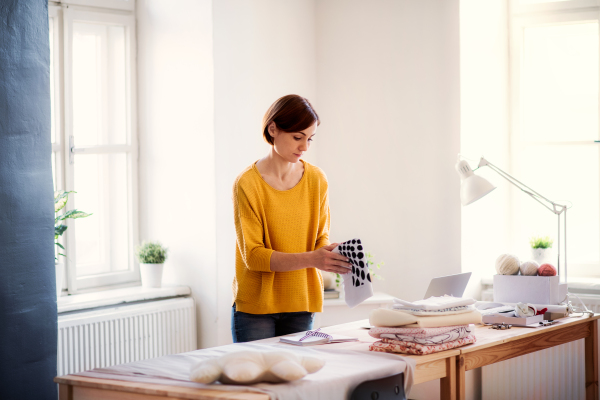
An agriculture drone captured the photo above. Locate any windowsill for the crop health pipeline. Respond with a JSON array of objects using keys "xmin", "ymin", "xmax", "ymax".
[
  {"xmin": 323, "ymin": 292, "xmax": 394, "ymax": 307},
  {"xmin": 481, "ymin": 276, "xmax": 600, "ymax": 295},
  {"xmin": 57, "ymin": 285, "xmax": 191, "ymax": 314}
]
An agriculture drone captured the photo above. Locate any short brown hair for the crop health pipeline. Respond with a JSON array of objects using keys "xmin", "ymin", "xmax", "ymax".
[{"xmin": 262, "ymin": 95, "xmax": 320, "ymax": 145}]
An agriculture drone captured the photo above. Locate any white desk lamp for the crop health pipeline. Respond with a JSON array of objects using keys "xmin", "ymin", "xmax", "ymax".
[{"xmin": 455, "ymin": 155, "xmax": 568, "ymax": 285}]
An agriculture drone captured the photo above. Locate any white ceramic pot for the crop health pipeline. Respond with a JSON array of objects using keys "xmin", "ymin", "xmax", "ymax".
[
  {"xmin": 322, "ymin": 272, "xmax": 337, "ymax": 290},
  {"xmin": 140, "ymin": 263, "xmax": 164, "ymax": 288},
  {"xmin": 55, "ymin": 262, "xmax": 65, "ymax": 298},
  {"xmin": 532, "ymin": 248, "xmax": 552, "ymax": 265}
]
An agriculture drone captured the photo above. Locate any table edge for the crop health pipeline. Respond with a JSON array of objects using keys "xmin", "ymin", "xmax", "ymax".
[{"xmin": 460, "ymin": 314, "xmax": 600, "ymax": 354}]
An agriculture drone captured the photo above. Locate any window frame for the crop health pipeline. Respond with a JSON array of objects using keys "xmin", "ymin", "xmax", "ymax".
[
  {"xmin": 508, "ymin": 0, "xmax": 600, "ymax": 277},
  {"xmin": 50, "ymin": 3, "xmax": 140, "ymax": 293}
]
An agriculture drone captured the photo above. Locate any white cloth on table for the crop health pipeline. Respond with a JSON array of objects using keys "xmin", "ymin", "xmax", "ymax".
[
  {"xmin": 392, "ymin": 295, "xmax": 476, "ymax": 311},
  {"xmin": 74, "ymin": 340, "xmax": 416, "ymax": 400}
]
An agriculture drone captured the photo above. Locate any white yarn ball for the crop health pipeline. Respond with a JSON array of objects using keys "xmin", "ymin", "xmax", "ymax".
[
  {"xmin": 520, "ymin": 260, "xmax": 539, "ymax": 276},
  {"xmin": 495, "ymin": 253, "xmax": 520, "ymax": 275}
]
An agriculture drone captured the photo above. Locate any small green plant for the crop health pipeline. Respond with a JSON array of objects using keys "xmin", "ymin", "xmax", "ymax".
[
  {"xmin": 335, "ymin": 252, "xmax": 384, "ymax": 286},
  {"xmin": 135, "ymin": 241, "xmax": 168, "ymax": 264},
  {"xmin": 529, "ymin": 235, "xmax": 554, "ymax": 249},
  {"xmin": 54, "ymin": 190, "xmax": 92, "ymax": 260}
]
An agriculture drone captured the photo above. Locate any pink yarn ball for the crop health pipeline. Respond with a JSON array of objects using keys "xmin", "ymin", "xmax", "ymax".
[{"xmin": 538, "ymin": 263, "xmax": 557, "ymax": 276}]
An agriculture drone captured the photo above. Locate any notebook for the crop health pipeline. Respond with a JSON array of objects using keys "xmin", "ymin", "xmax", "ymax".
[{"xmin": 279, "ymin": 330, "xmax": 358, "ymax": 346}]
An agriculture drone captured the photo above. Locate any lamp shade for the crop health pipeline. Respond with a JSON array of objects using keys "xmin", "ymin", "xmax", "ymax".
[{"xmin": 455, "ymin": 159, "xmax": 496, "ymax": 206}]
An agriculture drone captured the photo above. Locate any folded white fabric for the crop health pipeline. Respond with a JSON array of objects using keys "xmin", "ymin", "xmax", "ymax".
[
  {"xmin": 380, "ymin": 326, "xmax": 472, "ymax": 345},
  {"xmin": 391, "ymin": 305, "xmax": 475, "ymax": 316},
  {"xmin": 369, "ymin": 308, "xmax": 482, "ymax": 328},
  {"xmin": 392, "ymin": 295, "xmax": 476, "ymax": 311}
]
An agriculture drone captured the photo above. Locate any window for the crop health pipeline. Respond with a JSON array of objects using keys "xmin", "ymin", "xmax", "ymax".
[
  {"xmin": 50, "ymin": 1, "xmax": 139, "ymax": 293},
  {"xmin": 509, "ymin": 0, "xmax": 600, "ymax": 277}
]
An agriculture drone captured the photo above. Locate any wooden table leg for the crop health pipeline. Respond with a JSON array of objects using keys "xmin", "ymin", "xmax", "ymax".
[
  {"xmin": 58, "ymin": 383, "xmax": 72, "ymax": 400},
  {"xmin": 456, "ymin": 355, "xmax": 466, "ymax": 400},
  {"xmin": 585, "ymin": 319, "xmax": 599, "ymax": 400},
  {"xmin": 441, "ymin": 355, "xmax": 457, "ymax": 400}
]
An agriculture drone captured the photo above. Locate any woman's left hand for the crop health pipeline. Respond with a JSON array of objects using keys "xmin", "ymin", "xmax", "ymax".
[{"xmin": 308, "ymin": 243, "xmax": 352, "ymax": 274}]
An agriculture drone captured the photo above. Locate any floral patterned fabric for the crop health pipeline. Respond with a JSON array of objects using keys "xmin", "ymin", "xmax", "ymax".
[
  {"xmin": 379, "ymin": 326, "xmax": 472, "ymax": 345},
  {"xmin": 369, "ymin": 334, "xmax": 477, "ymax": 356},
  {"xmin": 369, "ymin": 325, "xmax": 470, "ymax": 339}
]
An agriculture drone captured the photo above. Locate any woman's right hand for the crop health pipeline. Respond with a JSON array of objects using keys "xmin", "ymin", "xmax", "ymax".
[{"xmin": 310, "ymin": 243, "xmax": 352, "ymax": 274}]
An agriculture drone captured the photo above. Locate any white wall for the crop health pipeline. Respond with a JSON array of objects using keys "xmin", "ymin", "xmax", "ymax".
[
  {"xmin": 213, "ymin": 0, "xmax": 318, "ymax": 345},
  {"xmin": 315, "ymin": 1, "xmax": 461, "ymax": 398},
  {"xmin": 460, "ymin": 0, "xmax": 510, "ymax": 300},
  {"xmin": 316, "ymin": 0, "xmax": 461, "ymax": 304},
  {"xmin": 137, "ymin": 0, "xmax": 218, "ymax": 349},
  {"xmin": 460, "ymin": 2, "xmax": 509, "ymax": 399}
]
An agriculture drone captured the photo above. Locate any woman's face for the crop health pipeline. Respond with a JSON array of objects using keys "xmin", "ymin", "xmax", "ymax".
[{"xmin": 269, "ymin": 121, "xmax": 317, "ymax": 163}]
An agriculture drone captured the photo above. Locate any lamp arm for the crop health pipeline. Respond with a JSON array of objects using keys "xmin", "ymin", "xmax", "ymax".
[
  {"xmin": 471, "ymin": 156, "xmax": 568, "ymax": 284},
  {"xmin": 477, "ymin": 158, "xmax": 566, "ymax": 215}
]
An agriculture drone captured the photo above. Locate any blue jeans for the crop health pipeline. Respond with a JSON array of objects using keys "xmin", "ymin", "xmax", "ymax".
[{"xmin": 231, "ymin": 304, "xmax": 314, "ymax": 343}]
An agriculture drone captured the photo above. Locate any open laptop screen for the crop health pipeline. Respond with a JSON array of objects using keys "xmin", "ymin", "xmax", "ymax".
[{"xmin": 423, "ymin": 272, "xmax": 472, "ymax": 299}]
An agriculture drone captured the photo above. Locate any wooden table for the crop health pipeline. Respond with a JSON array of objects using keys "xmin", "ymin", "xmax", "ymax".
[
  {"xmin": 55, "ymin": 316, "xmax": 599, "ymax": 400},
  {"xmin": 455, "ymin": 314, "xmax": 600, "ymax": 400},
  {"xmin": 55, "ymin": 319, "xmax": 458, "ymax": 400}
]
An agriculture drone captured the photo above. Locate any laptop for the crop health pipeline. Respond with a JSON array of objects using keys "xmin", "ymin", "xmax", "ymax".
[{"xmin": 423, "ymin": 272, "xmax": 472, "ymax": 299}]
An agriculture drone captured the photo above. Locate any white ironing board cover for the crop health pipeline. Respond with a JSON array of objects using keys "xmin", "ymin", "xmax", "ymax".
[{"xmin": 74, "ymin": 322, "xmax": 415, "ymax": 400}]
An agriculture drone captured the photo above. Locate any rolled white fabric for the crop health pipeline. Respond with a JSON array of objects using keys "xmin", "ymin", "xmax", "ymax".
[{"xmin": 515, "ymin": 302, "xmax": 536, "ymax": 317}]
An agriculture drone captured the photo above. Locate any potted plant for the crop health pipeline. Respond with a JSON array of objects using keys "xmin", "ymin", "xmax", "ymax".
[
  {"xmin": 529, "ymin": 235, "xmax": 554, "ymax": 265},
  {"xmin": 135, "ymin": 241, "xmax": 168, "ymax": 288},
  {"xmin": 54, "ymin": 190, "xmax": 92, "ymax": 297}
]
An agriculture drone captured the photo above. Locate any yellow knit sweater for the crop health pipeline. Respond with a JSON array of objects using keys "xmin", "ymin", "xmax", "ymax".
[{"xmin": 232, "ymin": 160, "xmax": 330, "ymax": 314}]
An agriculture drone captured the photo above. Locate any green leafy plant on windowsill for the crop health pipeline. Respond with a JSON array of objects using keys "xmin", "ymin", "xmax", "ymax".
[
  {"xmin": 529, "ymin": 235, "xmax": 554, "ymax": 249},
  {"xmin": 54, "ymin": 190, "xmax": 92, "ymax": 261},
  {"xmin": 135, "ymin": 241, "xmax": 168, "ymax": 264},
  {"xmin": 335, "ymin": 252, "xmax": 384, "ymax": 287}
]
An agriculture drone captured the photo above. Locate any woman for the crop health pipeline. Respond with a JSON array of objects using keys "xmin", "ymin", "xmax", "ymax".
[{"xmin": 231, "ymin": 94, "xmax": 351, "ymax": 343}]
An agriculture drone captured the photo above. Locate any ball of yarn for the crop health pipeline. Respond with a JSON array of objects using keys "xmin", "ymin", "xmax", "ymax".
[
  {"xmin": 495, "ymin": 253, "xmax": 520, "ymax": 275},
  {"xmin": 538, "ymin": 263, "xmax": 557, "ymax": 276},
  {"xmin": 520, "ymin": 260, "xmax": 539, "ymax": 276}
]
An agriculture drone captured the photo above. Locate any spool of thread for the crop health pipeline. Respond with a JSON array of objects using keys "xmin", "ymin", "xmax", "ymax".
[
  {"xmin": 538, "ymin": 263, "xmax": 557, "ymax": 276},
  {"xmin": 520, "ymin": 260, "xmax": 539, "ymax": 276},
  {"xmin": 495, "ymin": 253, "xmax": 520, "ymax": 275}
]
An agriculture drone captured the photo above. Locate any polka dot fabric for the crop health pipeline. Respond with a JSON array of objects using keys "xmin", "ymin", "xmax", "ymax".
[
  {"xmin": 232, "ymin": 160, "xmax": 330, "ymax": 314},
  {"xmin": 333, "ymin": 238, "xmax": 374, "ymax": 308}
]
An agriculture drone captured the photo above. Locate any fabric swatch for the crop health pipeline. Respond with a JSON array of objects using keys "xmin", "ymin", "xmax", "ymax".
[
  {"xmin": 380, "ymin": 326, "xmax": 472, "ymax": 345},
  {"xmin": 369, "ymin": 325, "xmax": 470, "ymax": 339},
  {"xmin": 391, "ymin": 305, "xmax": 475, "ymax": 316},
  {"xmin": 369, "ymin": 334, "xmax": 477, "ymax": 356},
  {"xmin": 392, "ymin": 296, "xmax": 476, "ymax": 311},
  {"xmin": 333, "ymin": 238, "xmax": 373, "ymax": 308}
]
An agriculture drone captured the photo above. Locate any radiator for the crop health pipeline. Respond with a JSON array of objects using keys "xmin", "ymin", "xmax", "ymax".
[
  {"xmin": 482, "ymin": 294, "xmax": 600, "ymax": 400},
  {"xmin": 57, "ymin": 297, "xmax": 197, "ymax": 376}
]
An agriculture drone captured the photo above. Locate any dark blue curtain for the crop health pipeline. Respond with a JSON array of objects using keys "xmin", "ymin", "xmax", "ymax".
[{"xmin": 0, "ymin": 1, "xmax": 57, "ymax": 399}]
